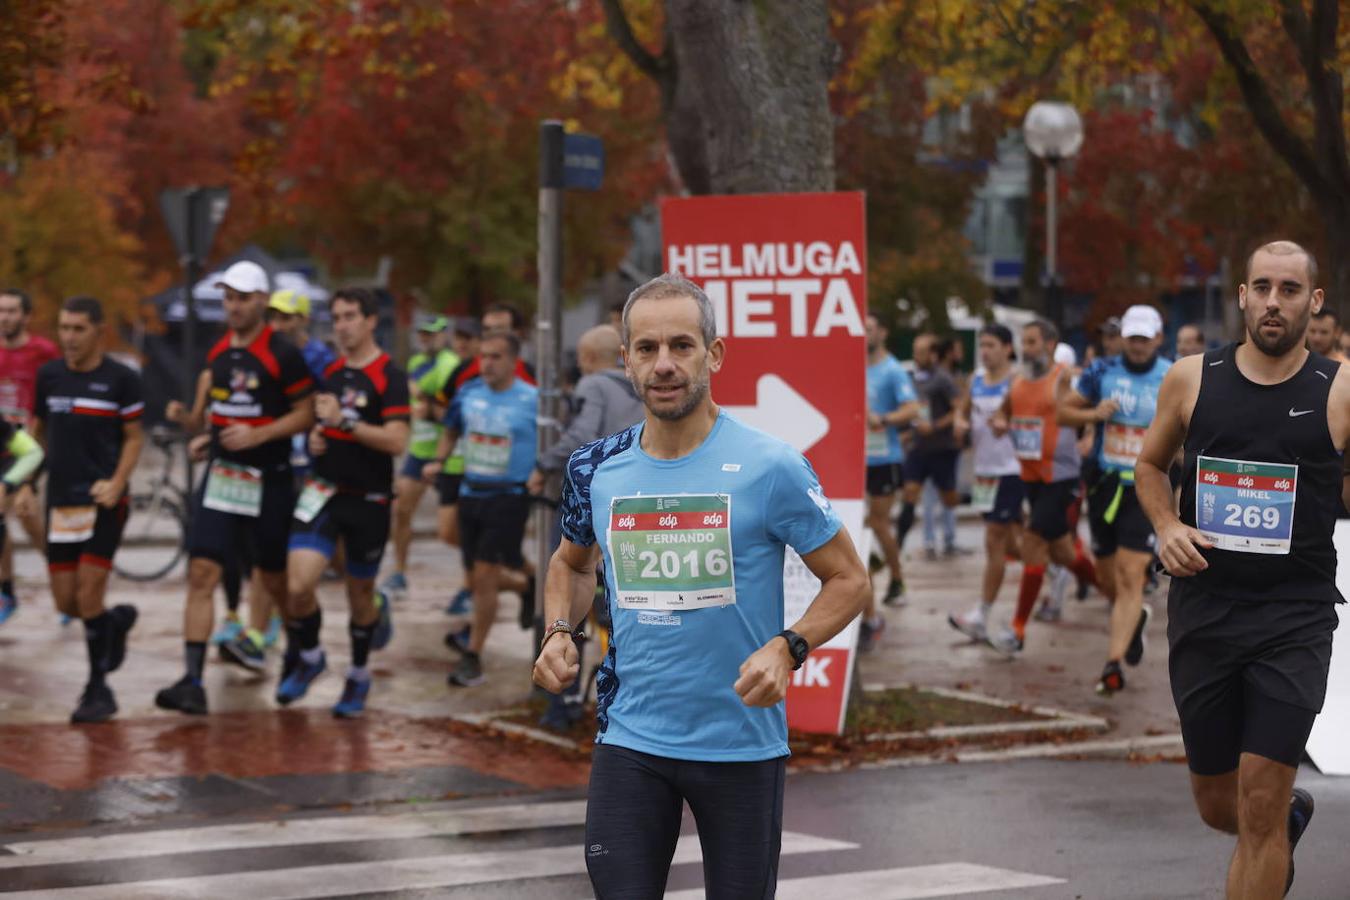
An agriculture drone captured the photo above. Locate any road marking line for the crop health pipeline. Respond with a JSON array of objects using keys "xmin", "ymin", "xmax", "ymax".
[
  {"xmin": 0, "ymin": 800, "xmax": 592, "ymax": 868},
  {"xmin": 0, "ymin": 831, "xmax": 854, "ymax": 898},
  {"xmin": 666, "ymin": 862, "xmax": 1064, "ymax": 899}
]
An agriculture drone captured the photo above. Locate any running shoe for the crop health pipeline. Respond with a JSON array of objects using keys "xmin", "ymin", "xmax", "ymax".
[
  {"xmin": 867, "ymin": 552, "xmax": 884, "ymax": 575},
  {"xmin": 1096, "ymin": 660, "xmax": 1125, "ymax": 696},
  {"xmin": 1144, "ymin": 565, "xmax": 1160, "ymax": 596},
  {"xmin": 448, "ymin": 652, "xmax": 485, "ymax": 687},
  {"xmin": 445, "ymin": 587, "xmax": 472, "ymax": 616},
  {"xmin": 105, "ymin": 604, "xmax": 138, "ymax": 673},
  {"xmin": 1124, "ymin": 604, "xmax": 1153, "ymax": 667},
  {"xmin": 379, "ymin": 571, "xmax": 408, "ymax": 601},
  {"xmin": 1287, "ymin": 788, "xmax": 1315, "ymax": 896},
  {"xmin": 210, "ymin": 616, "xmax": 244, "ymax": 646},
  {"xmin": 518, "ymin": 575, "xmax": 537, "ymax": 630},
  {"xmin": 220, "ymin": 629, "xmax": 266, "ymax": 673},
  {"xmin": 986, "ymin": 625, "xmax": 1023, "ymax": 657},
  {"xmin": 1033, "ymin": 600, "xmax": 1063, "ymax": 623},
  {"xmin": 858, "ymin": 616, "xmax": 884, "ymax": 653},
  {"xmin": 262, "ymin": 614, "xmax": 282, "ymax": 649},
  {"xmin": 59, "ymin": 614, "xmax": 74, "ymax": 627},
  {"xmin": 0, "ymin": 590, "xmax": 16, "ymax": 627},
  {"xmin": 948, "ymin": 609, "xmax": 987, "ymax": 642},
  {"xmin": 71, "ymin": 682, "xmax": 117, "ymax": 724},
  {"xmin": 155, "ymin": 676, "xmax": 208, "ymax": 715},
  {"xmin": 276, "ymin": 651, "xmax": 327, "ymax": 705},
  {"xmin": 942, "ymin": 543, "xmax": 975, "ymax": 557},
  {"xmin": 444, "ymin": 624, "xmax": 471, "ymax": 655},
  {"xmin": 332, "ymin": 676, "xmax": 371, "ymax": 719},
  {"xmin": 882, "ymin": 577, "xmax": 906, "ymax": 607},
  {"xmin": 371, "ymin": 591, "xmax": 393, "ymax": 651}
]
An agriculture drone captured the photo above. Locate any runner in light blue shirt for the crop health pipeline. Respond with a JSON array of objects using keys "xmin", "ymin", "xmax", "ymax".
[{"xmin": 533, "ymin": 273, "xmax": 868, "ymax": 899}]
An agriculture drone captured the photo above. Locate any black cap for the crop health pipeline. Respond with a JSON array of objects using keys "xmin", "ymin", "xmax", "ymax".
[{"xmin": 453, "ymin": 317, "xmax": 481, "ymax": 338}]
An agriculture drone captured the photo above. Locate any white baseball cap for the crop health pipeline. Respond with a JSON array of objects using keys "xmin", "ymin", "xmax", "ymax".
[
  {"xmin": 1053, "ymin": 342, "xmax": 1077, "ymax": 366},
  {"xmin": 214, "ymin": 261, "xmax": 270, "ymax": 295},
  {"xmin": 1120, "ymin": 304, "xmax": 1163, "ymax": 339}
]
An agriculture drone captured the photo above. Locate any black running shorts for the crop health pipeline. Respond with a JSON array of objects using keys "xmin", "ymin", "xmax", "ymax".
[
  {"xmin": 1023, "ymin": 478, "xmax": 1079, "ymax": 541},
  {"xmin": 187, "ymin": 464, "xmax": 294, "ymax": 573},
  {"xmin": 458, "ymin": 492, "xmax": 530, "ymax": 569},
  {"xmin": 45, "ymin": 497, "xmax": 129, "ymax": 570},
  {"xmin": 865, "ymin": 463, "xmax": 903, "ymax": 497},
  {"xmin": 288, "ymin": 492, "xmax": 391, "ymax": 580},
  {"xmin": 585, "ymin": 743, "xmax": 785, "ymax": 900},
  {"xmin": 1168, "ymin": 581, "xmax": 1337, "ymax": 775},
  {"xmin": 1086, "ymin": 477, "xmax": 1155, "ymax": 557}
]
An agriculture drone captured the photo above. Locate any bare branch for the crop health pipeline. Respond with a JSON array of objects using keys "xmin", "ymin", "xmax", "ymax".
[
  {"xmin": 1189, "ymin": 1, "xmax": 1338, "ymax": 199},
  {"xmin": 599, "ymin": 0, "xmax": 669, "ymax": 84}
]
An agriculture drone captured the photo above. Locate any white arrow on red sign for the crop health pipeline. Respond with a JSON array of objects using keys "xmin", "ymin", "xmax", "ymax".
[{"xmin": 723, "ymin": 374, "xmax": 829, "ymax": 454}]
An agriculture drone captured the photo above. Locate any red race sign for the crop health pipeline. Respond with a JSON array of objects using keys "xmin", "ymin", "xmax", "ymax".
[{"xmin": 661, "ymin": 192, "xmax": 867, "ymax": 734}]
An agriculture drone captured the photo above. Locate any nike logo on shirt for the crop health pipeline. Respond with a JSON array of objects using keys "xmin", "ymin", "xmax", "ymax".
[{"xmin": 1289, "ymin": 408, "xmax": 1315, "ymax": 417}]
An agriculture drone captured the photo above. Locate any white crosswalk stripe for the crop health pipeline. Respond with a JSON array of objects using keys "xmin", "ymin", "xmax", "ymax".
[{"xmin": 0, "ymin": 799, "xmax": 1063, "ymax": 899}]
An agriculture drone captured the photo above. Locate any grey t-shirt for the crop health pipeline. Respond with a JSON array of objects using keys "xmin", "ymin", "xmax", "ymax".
[{"xmin": 913, "ymin": 366, "xmax": 957, "ymax": 453}]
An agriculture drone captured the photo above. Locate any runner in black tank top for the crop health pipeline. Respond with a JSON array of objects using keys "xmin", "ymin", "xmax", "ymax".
[{"xmin": 1135, "ymin": 240, "xmax": 1347, "ymax": 898}]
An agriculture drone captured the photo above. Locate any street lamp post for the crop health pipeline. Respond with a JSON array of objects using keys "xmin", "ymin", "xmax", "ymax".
[{"xmin": 1023, "ymin": 101, "xmax": 1083, "ymax": 328}]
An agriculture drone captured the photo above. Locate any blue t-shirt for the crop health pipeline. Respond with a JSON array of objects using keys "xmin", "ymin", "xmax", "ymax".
[
  {"xmin": 560, "ymin": 412, "xmax": 842, "ymax": 762},
  {"xmin": 1076, "ymin": 354, "xmax": 1171, "ymax": 477},
  {"xmin": 302, "ymin": 338, "xmax": 337, "ymax": 381},
  {"xmin": 444, "ymin": 377, "xmax": 538, "ymax": 495},
  {"xmin": 865, "ymin": 354, "xmax": 917, "ymax": 465}
]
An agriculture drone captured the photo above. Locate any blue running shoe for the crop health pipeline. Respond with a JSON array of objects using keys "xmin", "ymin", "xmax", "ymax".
[
  {"xmin": 445, "ymin": 587, "xmax": 472, "ymax": 616},
  {"xmin": 379, "ymin": 572, "xmax": 408, "ymax": 600},
  {"xmin": 0, "ymin": 591, "xmax": 17, "ymax": 627},
  {"xmin": 262, "ymin": 614, "xmax": 282, "ymax": 649},
  {"xmin": 371, "ymin": 591, "xmax": 393, "ymax": 651},
  {"xmin": 332, "ymin": 676, "xmax": 371, "ymax": 718},
  {"xmin": 275, "ymin": 651, "xmax": 327, "ymax": 705},
  {"xmin": 220, "ymin": 629, "xmax": 266, "ymax": 673},
  {"xmin": 210, "ymin": 617, "xmax": 243, "ymax": 646}
]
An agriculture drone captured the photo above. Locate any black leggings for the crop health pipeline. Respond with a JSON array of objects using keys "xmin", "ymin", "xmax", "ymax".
[{"xmin": 585, "ymin": 744, "xmax": 786, "ymax": 900}]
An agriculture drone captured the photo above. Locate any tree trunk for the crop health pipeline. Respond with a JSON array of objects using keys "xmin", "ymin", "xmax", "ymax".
[
  {"xmin": 1320, "ymin": 203, "xmax": 1350, "ymax": 317},
  {"xmin": 603, "ymin": 0, "xmax": 836, "ymax": 195}
]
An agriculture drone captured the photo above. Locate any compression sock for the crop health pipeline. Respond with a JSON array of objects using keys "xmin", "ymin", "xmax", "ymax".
[
  {"xmin": 896, "ymin": 503, "xmax": 917, "ymax": 547},
  {"xmin": 349, "ymin": 620, "xmax": 374, "ymax": 670},
  {"xmin": 1012, "ymin": 565, "xmax": 1046, "ymax": 639},
  {"xmin": 83, "ymin": 612, "xmax": 111, "ymax": 687},
  {"xmin": 185, "ymin": 641, "xmax": 207, "ymax": 683},
  {"xmin": 298, "ymin": 608, "xmax": 323, "ymax": 651}
]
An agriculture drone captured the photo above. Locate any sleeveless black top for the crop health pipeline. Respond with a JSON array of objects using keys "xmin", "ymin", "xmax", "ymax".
[{"xmin": 1178, "ymin": 343, "xmax": 1343, "ymax": 603}]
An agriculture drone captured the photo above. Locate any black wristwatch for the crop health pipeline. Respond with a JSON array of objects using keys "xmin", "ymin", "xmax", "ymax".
[{"xmin": 777, "ymin": 629, "xmax": 810, "ymax": 670}]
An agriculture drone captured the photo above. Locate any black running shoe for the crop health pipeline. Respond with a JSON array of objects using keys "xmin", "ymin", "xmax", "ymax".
[
  {"xmin": 1286, "ymin": 787, "xmax": 1315, "ymax": 896},
  {"xmin": 1095, "ymin": 660, "xmax": 1125, "ymax": 696},
  {"xmin": 1124, "ymin": 604, "xmax": 1152, "ymax": 667},
  {"xmin": 882, "ymin": 577, "xmax": 906, "ymax": 606},
  {"xmin": 155, "ymin": 676, "xmax": 208, "ymax": 715},
  {"xmin": 71, "ymin": 682, "xmax": 117, "ymax": 724},
  {"xmin": 448, "ymin": 652, "xmax": 485, "ymax": 687},
  {"xmin": 105, "ymin": 604, "xmax": 138, "ymax": 673}
]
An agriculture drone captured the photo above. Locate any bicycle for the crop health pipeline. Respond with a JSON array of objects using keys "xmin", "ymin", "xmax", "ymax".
[{"xmin": 114, "ymin": 426, "xmax": 191, "ymax": 582}]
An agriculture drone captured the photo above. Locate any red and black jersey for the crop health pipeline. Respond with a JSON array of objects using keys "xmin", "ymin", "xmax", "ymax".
[
  {"xmin": 34, "ymin": 357, "xmax": 143, "ymax": 506},
  {"xmin": 436, "ymin": 356, "xmax": 536, "ymax": 406},
  {"xmin": 0, "ymin": 334, "xmax": 60, "ymax": 425},
  {"xmin": 315, "ymin": 353, "xmax": 410, "ymax": 495},
  {"xmin": 206, "ymin": 325, "xmax": 314, "ymax": 469}
]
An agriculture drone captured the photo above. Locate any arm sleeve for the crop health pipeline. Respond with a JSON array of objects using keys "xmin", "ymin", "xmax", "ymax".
[
  {"xmin": 382, "ymin": 371, "xmax": 411, "ymax": 421},
  {"xmin": 280, "ymin": 346, "xmax": 315, "ymax": 401},
  {"xmin": 1076, "ymin": 361, "xmax": 1103, "ymax": 404},
  {"xmin": 766, "ymin": 448, "xmax": 842, "ymax": 555},
  {"xmin": 3, "ymin": 428, "xmax": 43, "ymax": 485},
  {"xmin": 442, "ymin": 389, "xmax": 465, "ymax": 433},
  {"xmin": 539, "ymin": 378, "xmax": 606, "ymax": 472},
  {"xmin": 558, "ymin": 451, "xmax": 596, "ymax": 547},
  {"xmin": 119, "ymin": 369, "xmax": 145, "ymax": 421}
]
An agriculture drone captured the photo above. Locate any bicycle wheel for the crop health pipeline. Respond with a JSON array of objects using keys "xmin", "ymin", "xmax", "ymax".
[{"xmin": 114, "ymin": 490, "xmax": 187, "ymax": 582}]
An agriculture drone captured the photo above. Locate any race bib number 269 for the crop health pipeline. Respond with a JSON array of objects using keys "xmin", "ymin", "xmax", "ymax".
[
  {"xmin": 607, "ymin": 494, "xmax": 736, "ymax": 610},
  {"xmin": 1195, "ymin": 455, "xmax": 1297, "ymax": 555}
]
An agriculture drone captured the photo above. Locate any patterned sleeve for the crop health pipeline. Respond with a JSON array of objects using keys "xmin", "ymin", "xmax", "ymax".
[{"xmin": 559, "ymin": 453, "xmax": 595, "ymax": 547}]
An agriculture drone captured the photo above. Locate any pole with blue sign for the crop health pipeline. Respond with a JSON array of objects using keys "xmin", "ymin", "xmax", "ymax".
[{"xmin": 534, "ymin": 121, "xmax": 604, "ymax": 648}]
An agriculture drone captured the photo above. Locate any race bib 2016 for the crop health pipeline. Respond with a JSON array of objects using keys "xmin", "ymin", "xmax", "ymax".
[{"xmin": 607, "ymin": 494, "xmax": 736, "ymax": 610}]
